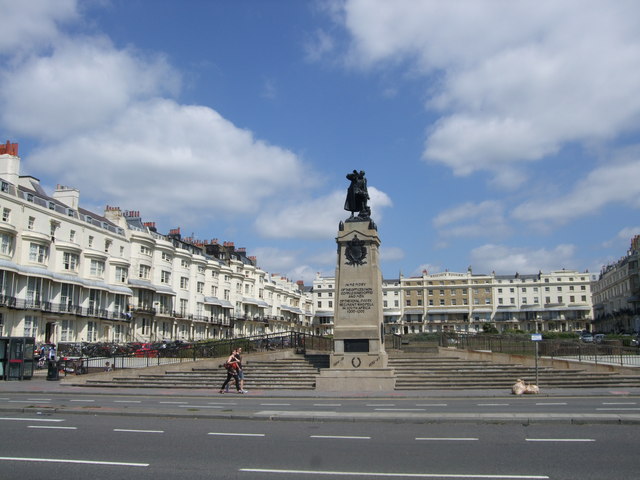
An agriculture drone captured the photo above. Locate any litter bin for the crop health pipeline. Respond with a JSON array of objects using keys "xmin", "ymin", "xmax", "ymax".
[{"xmin": 46, "ymin": 360, "xmax": 59, "ymax": 381}]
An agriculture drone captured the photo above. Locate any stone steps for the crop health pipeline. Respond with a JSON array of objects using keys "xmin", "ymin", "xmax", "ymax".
[{"xmin": 388, "ymin": 355, "xmax": 640, "ymax": 389}]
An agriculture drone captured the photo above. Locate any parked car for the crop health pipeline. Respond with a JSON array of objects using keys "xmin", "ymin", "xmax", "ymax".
[
  {"xmin": 580, "ymin": 333, "xmax": 594, "ymax": 343},
  {"xmin": 593, "ymin": 334, "xmax": 605, "ymax": 344}
]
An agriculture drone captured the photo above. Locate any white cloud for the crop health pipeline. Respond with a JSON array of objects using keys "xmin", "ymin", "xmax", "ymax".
[
  {"xmin": 337, "ymin": 0, "xmax": 640, "ymax": 186},
  {"xmin": 412, "ymin": 263, "xmax": 442, "ymax": 276},
  {"xmin": 433, "ymin": 200, "xmax": 510, "ymax": 238},
  {"xmin": 1, "ymin": 37, "xmax": 179, "ymax": 139},
  {"xmin": 380, "ymin": 246, "xmax": 404, "ymax": 262},
  {"xmin": 0, "ymin": 0, "xmax": 78, "ymax": 55},
  {"xmin": 255, "ymin": 186, "xmax": 392, "ymax": 239},
  {"xmin": 25, "ymin": 98, "xmax": 312, "ymax": 223},
  {"xmin": 469, "ymin": 244, "xmax": 576, "ymax": 274},
  {"xmin": 512, "ymin": 157, "xmax": 640, "ymax": 224},
  {"xmin": 602, "ymin": 226, "xmax": 640, "ymax": 248}
]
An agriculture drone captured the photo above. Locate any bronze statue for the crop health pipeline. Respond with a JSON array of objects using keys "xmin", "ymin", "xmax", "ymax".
[{"xmin": 344, "ymin": 170, "xmax": 370, "ymax": 220}]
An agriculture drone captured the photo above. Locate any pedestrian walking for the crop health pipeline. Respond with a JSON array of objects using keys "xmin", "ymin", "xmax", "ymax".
[
  {"xmin": 234, "ymin": 347, "xmax": 248, "ymax": 394},
  {"xmin": 219, "ymin": 350, "xmax": 242, "ymax": 394}
]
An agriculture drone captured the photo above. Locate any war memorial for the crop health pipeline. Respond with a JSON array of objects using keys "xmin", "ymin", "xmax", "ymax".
[{"xmin": 316, "ymin": 171, "xmax": 395, "ymax": 391}]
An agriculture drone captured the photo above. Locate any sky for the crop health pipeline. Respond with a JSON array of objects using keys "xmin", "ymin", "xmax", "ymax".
[{"xmin": 2, "ymin": 0, "xmax": 640, "ymax": 283}]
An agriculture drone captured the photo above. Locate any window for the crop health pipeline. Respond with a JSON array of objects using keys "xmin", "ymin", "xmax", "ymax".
[
  {"xmin": 140, "ymin": 245, "xmax": 152, "ymax": 256},
  {"xmin": 406, "ymin": 300, "xmax": 411, "ymax": 306},
  {"xmin": 87, "ymin": 321, "xmax": 97, "ymax": 342},
  {"xmin": 522, "ymin": 297, "xmax": 527, "ymax": 304},
  {"xmin": 417, "ymin": 299, "xmax": 423, "ymax": 306},
  {"xmin": 63, "ymin": 252, "xmax": 79, "ymax": 271},
  {"xmin": 180, "ymin": 299, "xmax": 188, "ymax": 316},
  {"xmin": 88, "ymin": 235, "xmax": 94, "ymax": 248},
  {"xmin": 197, "ymin": 282, "xmax": 204, "ymax": 294},
  {"xmin": 317, "ymin": 292, "xmax": 322, "ymax": 298},
  {"xmin": 451, "ymin": 299, "xmax": 457, "ymax": 306},
  {"xmin": 181, "ymin": 259, "xmax": 189, "ymax": 268},
  {"xmin": 581, "ymin": 295, "xmax": 587, "ymax": 302},
  {"xmin": 70, "ymin": 230, "xmax": 76, "ymax": 242},
  {"xmin": 0, "ymin": 232, "xmax": 13, "ymax": 255},
  {"xmin": 23, "ymin": 315, "xmax": 38, "ymax": 337},
  {"xmin": 570, "ymin": 296, "xmax": 575, "ymax": 303},
  {"xmin": 2, "ymin": 208, "xmax": 10, "ymax": 222},
  {"xmin": 557, "ymin": 296, "xmax": 563, "ymax": 303},
  {"xmin": 510, "ymin": 297, "xmax": 515, "ymax": 304},
  {"xmin": 485, "ymin": 298, "xmax": 491, "ymax": 305},
  {"xmin": 383, "ymin": 300, "xmax": 388, "ymax": 307},
  {"xmin": 60, "ymin": 319, "xmax": 73, "ymax": 342},
  {"xmin": 161, "ymin": 271, "xmax": 171, "ymax": 284},
  {"xmin": 104, "ymin": 239, "xmax": 112, "ymax": 253},
  {"xmin": 534, "ymin": 297, "xmax": 539, "ymax": 303},
  {"xmin": 162, "ymin": 252, "xmax": 172, "ymax": 262},
  {"xmin": 115, "ymin": 266, "xmax": 128, "ymax": 283},
  {"xmin": 317, "ymin": 301, "xmax": 321, "ymax": 308},
  {"xmin": 440, "ymin": 299, "xmax": 445, "ymax": 306},
  {"xmin": 328, "ymin": 301, "xmax": 333, "ymax": 308},
  {"xmin": 139, "ymin": 264, "xmax": 150, "ymax": 279},
  {"xmin": 211, "ymin": 286, "xmax": 218, "ymax": 296},
  {"xmin": 29, "ymin": 243, "xmax": 47, "ymax": 263},
  {"xmin": 180, "ymin": 277, "xmax": 189, "ymax": 289},
  {"xmin": 90, "ymin": 259, "xmax": 105, "ymax": 277},
  {"xmin": 27, "ymin": 216, "xmax": 35, "ymax": 230}
]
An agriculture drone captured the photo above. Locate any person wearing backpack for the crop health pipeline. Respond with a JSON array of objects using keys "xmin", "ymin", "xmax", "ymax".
[{"xmin": 219, "ymin": 350, "xmax": 242, "ymax": 394}]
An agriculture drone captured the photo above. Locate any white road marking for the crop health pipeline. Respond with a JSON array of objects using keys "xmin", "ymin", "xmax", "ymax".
[
  {"xmin": 366, "ymin": 404, "xmax": 395, "ymax": 407},
  {"xmin": 113, "ymin": 400, "xmax": 141, "ymax": 404},
  {"xmin": 8, "ymin": 400, "xmax": 51, "ymax": 403},
  {"xmin": 0, "ymin": 456, "xmax": 148, "ymax": 467},
  {"xmin": 208, "ymin": 432, "xmax": 265, "ymax": 437},
  {"xmin": 27, "ymin": 398, "xmax": 51, "ymax": 401},
  {"xmin": 596, "ymin": 407, "xmax": 640, "ymax": 411},
  {"xmin": 310, "ymin": 435, "xmax": 371, "ymax": 440},
  {"xmin": 477, "ymin": 403, "xmax": 510, "ymax": 406},
  {"xmin": 240, "ymin": 468, "xmax": 549, "ymax": 478},
  {"xmin": 27, "ymin": 426, "xmax": 77, "ymax": 430},
  {"xmin": 70, "ymin": 399, "xmax": 95, "ymax": 403},
  {"xmin": 416, "ymin": 437, "xmax": 479, "ymax": 441},
  {"xmin": 602, "ymin": 402, "xmax": 637, "ymax": 405},
  {"xmin": 375, "ymin": 408, "xmax": 426, "ymax": 412},
  {"xmin": 158, "ymin": 401, "xmax": 188, "ymax": 404},
  {"xmin": 114, "ymin": 429, "xmax": 164, "ymax": 433},
  {"xmin": 535, "ymin": 402, "xmax": 567, "ymax": 406},
  {"xmin": 0, "ymin": 417, "xmax": 64, "ymax": 422},
  {"xmin": 314, "ymin": 403, "xmax": 342, "ymax": 407},
  {"xmin": 416, "ymin": 403, "xmax": 448, "ymax": 407},
  {"xmin": 178, "ymin": 405, "xmax": 223, "ymax": 409},
  {"xmin": 207, "ymin": 402, "xmax": 237, "ymax": 405},
  {"xmin": 526, "ymin": 438, "xmax": 595, "ymax": 442},
  {"xmin": 260, "ymin": 403, "xmax": 291, "ymax": 406}
]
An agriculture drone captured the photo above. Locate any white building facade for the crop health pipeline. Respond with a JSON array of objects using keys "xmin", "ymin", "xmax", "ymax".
[{"xmin": 0, "ymin": 143, "xmax": 313, "ymax": 345}]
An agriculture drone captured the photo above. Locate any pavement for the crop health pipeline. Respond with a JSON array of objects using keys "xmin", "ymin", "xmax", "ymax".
[{"xmin": 2, "ymin": 372, "xmax": 640, "ymax": 425}]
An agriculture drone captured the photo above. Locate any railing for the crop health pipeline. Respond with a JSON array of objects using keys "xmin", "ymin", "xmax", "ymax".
[
  {"xmin": 57, "ymin": 332, "xmax": 333, "ymax": 371},
  {"xmin": 443, "ymin": 334, "xmax": 640, "ymax": 367}
]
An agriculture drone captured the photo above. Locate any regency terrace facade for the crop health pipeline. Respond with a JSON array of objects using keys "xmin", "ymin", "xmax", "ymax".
[
  {"xmin": 313, "ymin": 269, "xmax": 597, "ymax": 336},
  {"xmin": 0, "ymin": 142, "xmax": 312, "ymax": 345},
  {"xmin": 0, "ymin": 141, "xmax": 599, "ymax": 345}
]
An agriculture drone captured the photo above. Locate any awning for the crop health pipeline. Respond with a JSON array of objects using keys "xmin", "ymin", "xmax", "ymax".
[
  {"xmin": 403, "ymin": 309, "xmax": 424, "ymax": 315},
  {"xmin": 314, "ymin": 311, "xmax": 334, "ymax": 317},
  {"xmin": 428, "ymin": 309, "xmax": 468, "ymax": 314},
  {"xmin": 0, "ymin": 259, "xmax": 133, "ymax": 295},
  {"xmin": 242, "ymin": 297, "xmax": 269, "ymax": 307},
  {"xmin": 128, "ymin": 279, "xmax": 156, "ymax": 291}
]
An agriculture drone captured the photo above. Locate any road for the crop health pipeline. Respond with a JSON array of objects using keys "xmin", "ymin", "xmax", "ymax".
[
  {"xmin": 0, "ymin": 412, "xmax": 636, "ymax": 479},
  {"xmin": 2, "ymin": 391, "xmax": 640, "ymax": 424}
]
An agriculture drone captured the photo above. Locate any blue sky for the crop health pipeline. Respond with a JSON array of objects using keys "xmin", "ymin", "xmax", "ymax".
[{"xmin": 2, "ymin": 0, "xmax": 640, "ymax": 283}]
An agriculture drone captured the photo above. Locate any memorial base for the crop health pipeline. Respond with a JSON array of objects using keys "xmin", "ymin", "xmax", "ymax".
[{"xmin": 315, "ymin": 367, "xmax": 395, "ymax": 392}]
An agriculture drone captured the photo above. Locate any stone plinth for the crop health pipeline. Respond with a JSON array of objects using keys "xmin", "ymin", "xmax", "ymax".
[{"xmin": 315, "ymin": 218, "xmax": 395, "ymax": 391}]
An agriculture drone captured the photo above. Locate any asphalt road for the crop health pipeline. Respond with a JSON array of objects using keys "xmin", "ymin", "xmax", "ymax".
[
  {"xmin": 0, "ymin": 413, "xmax": 636, "ymax": 480},
  {"xmin": 2, "ymin": 391, "xmax": 640, "ymax": 424}
]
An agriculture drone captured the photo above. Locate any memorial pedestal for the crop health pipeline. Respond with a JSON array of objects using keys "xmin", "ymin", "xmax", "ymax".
[{"xmin": 315, "ymin": 218, "xmax": 395, "ymax": 392}]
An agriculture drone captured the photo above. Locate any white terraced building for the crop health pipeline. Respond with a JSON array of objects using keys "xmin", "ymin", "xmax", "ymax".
[
  {"xmin": 0, "ymin": 142, "xmax": 312, "ymax": 345},
  {"xmin": 312, "ymin": 268, "xmax": 596, "ymax": 336}
]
